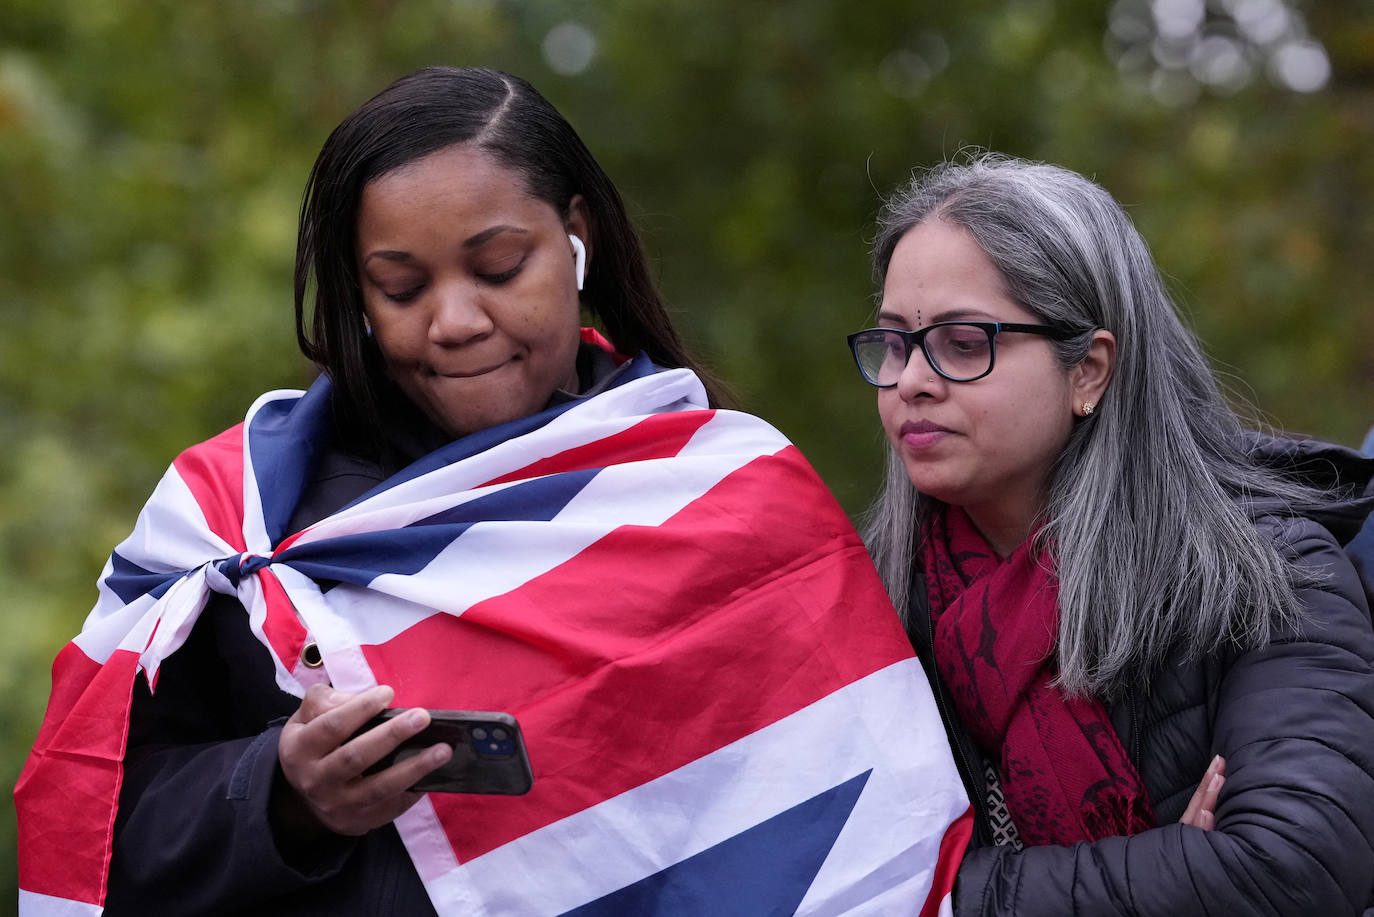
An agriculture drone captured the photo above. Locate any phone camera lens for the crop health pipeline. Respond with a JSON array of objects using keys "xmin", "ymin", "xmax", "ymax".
[
  {"xmin": 472, "ymin": 727, "xmax": 488, "ymax": 741},
  {"xmin": 492, "ymin": 727, "xmax": 508, "ymax": 740}
]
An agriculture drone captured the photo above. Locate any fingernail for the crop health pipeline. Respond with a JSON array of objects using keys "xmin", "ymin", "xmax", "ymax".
[
  {"xmin": 405, "ymin": 708, "xmax": 429, "ymax": 730},
  {"xmin": 1210, "ymin": 774, "xmax": 1224, "ymax": 792}
]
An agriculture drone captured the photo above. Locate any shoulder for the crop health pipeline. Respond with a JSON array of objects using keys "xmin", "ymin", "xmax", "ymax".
[
  {"xmin": 1252, "ymin": 512, "xmax": 1373, "ymax": 652},
  {"xmin": 1209, "ymin": 515, "xmax": 1374, "ymax": 755},
  {"xmin": 1243, "ymin": 432, "xmax": 1374, "ymax": 542},
  {"xmin": 1135, "ymin": 510, "xmax": 1374, "ymax": 805},
  {"xmin": 1253, "ymin": 512, "xmax": 1356, "ymax": 569}
]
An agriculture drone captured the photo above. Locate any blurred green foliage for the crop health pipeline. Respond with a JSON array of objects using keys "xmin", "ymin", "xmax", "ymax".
[{"xmin": 3, "ymin": 0, "xmax": 1372, "ymax": 903}]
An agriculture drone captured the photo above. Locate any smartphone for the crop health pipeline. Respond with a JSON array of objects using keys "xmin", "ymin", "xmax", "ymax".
[{"xmin": 355, "ymin": 709, "xmax": 534, "ymax": 795}]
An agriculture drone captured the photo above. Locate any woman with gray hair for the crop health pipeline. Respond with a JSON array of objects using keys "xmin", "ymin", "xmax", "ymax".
[{"xmin": 847, "ymin": 153, "xmax": 1374, "ymax": 914}]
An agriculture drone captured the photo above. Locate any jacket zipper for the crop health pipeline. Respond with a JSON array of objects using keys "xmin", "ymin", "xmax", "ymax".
[{"xmin": 1127, "ymin": 686, "xmax": 1142, "ymax": 769}]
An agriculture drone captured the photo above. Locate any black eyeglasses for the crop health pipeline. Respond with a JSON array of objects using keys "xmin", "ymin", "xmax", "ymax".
[{"xmin": 847, "ymin": 321, "xmax": 1081, "ymax": 386}]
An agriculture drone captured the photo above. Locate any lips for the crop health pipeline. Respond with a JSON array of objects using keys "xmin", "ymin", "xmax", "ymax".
[
  {"xmin": 428, "ymin": 359, "xmax": 511, "ymax": 378},
  {"xmin": 900, "ymin": 420, "xmax": 951, "ymax": 436},
  {"xmin": 898, "ymin": 419, "xmax": 953, "ymax": 450}
]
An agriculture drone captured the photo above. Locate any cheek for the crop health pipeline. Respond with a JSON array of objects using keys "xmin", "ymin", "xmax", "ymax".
[
  {"xmin": 513, "ymin": 280, "xmax": 579, "ymax": 338},
  {"xmin": 548, "ymin": 333, "xmax": 581, "ymax": 385},
  {"xmin": 539, "ymin": 302, "xmax": 584, "ymax": 367},
  {"xmin": 995, "ymin": 393, "xmax": 1073, "ymax": 466},
  {"xmin": 369, "ymin": 324, "xmax": 415, "ymax": 367},
  {"xmin": 876, "ymin": 392, "xmax": 902, "ymax": 441},
  {"xmin": 541, "ymin": 302, "xmax": 582, "ymax": 344}
]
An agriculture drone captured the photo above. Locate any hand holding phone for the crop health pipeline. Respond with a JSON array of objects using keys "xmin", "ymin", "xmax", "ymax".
[
  {"xmin": 355, "ymin": 709, "xmax": 534, "ymax": 795},
  {"xmin": 276, "ymin": 684, "xmax": 451, "ymax": 839}
]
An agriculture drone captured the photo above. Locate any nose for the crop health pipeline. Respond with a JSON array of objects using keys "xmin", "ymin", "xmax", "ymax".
[
  {"xmin": 428, "ymin": 281, "xmax": 494, "ymax": 345},
  {"xmin": 893, "ymin": 342, "xmax": 946, "ymax": 402}
]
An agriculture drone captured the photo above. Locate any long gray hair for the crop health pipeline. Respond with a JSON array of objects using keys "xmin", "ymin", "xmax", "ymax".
[{"xmin": 864, "ymin": 153, "xmax": 1324, "ymax": 698}]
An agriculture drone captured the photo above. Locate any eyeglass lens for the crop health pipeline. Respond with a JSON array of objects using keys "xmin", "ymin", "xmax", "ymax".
[{"xmin": 855, "ymin": 325, "xmax": 992, "ymax": 384}]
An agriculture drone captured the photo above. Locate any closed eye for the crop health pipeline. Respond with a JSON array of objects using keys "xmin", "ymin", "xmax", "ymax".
[
  {"xmin": 477, "ymin": 261, "xmax": 524, "ymax": 285},
  {"xmin": 383, "ymin": 286, "xmax": 424, "ymax": 303},
  {"xmin": 948, "ymin": 337, "xmax": 988, "ymax": 354}
]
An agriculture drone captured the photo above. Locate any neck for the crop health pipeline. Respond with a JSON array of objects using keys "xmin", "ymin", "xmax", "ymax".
[{"xmin": 962, "ymin": 502, "xmax": 1037, "ymax": 559}]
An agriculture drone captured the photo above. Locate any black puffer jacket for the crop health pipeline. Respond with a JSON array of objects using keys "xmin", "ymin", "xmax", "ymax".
[{"xmin": 909, "ymin": 437, "xmax": 1374, "ymax": 916}]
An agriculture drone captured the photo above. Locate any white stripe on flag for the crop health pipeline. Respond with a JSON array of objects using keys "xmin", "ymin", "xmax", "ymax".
[
  {"xmin": 18, "ymin": 888, "xmax": 103, "ymax": 917},
  {"xmin": 411, "ymin": 657, "xmax": 967, "ymax": 916},
  {"xmin": 72, "ymin": 590, "xmax": 160, "ymax": 665},
  {"xmin": 116, "ymin": 466, "xmax": 238, "ymax": 570}
]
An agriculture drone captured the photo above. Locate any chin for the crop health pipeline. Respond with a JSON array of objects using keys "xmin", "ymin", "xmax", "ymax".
[
  {"xmin": 436, "ymin": 402, "xmax": 543, "ymax": 440},
  {"xmin": 898, "ymin": 461, "xmax": 951, "ymax": 498},
  {"xmin": 437, "ymin": 413, "xmax": 509, "ymax": 440},
  {"xmin": 905, "ymin": 474, "xmax": 968, "ymax": 507}
]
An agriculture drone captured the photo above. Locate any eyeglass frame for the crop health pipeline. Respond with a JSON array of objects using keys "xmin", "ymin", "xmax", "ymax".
[{"xmin": 846, "ymin": 321, "xmax": 1085, "ymax": 387}]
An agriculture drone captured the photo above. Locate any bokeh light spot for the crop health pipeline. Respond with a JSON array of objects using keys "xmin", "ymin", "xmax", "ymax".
[{"xmin": 542, "ymin": 21, "xmax": 597, "ymax": 76}]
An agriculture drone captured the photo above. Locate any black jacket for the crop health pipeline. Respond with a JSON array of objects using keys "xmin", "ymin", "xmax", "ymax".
[{"xmin": 909, "ymin": 437, "xmax": 1374, "ymax": 916}]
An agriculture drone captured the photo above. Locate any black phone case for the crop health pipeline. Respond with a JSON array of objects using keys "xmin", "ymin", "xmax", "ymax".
[{"xmin": 356, "ymin": 709, "xmax": 534, "ymax": 795}]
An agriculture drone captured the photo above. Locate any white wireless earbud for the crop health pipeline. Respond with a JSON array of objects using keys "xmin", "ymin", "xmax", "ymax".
[{"xmin": 568, "ymin": 234, "xmax": 586, "ymax": 291}]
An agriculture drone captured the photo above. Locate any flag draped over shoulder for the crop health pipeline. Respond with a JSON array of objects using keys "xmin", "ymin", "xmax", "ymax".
[{"xmin": 16, "ymin": 352, "xmax": 971, "ymax": 916}]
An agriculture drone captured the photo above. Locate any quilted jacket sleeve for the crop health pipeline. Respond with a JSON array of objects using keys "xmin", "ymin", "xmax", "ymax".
[{"xmin": 954, "ymin": 517, "xmax": 1374, "ymax": 916}]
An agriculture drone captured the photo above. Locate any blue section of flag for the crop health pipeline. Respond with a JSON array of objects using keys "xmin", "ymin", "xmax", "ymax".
[
  {"xmin": 413, "ymin": 467, "xmax": 599, "ymax": 528},
  {"xmin": 244, "ymin": 380, "xmax": 326, "ymax": 545},
  {"xmin": 105, "ymin": 551, "xmax": 184, "ymax": 604},
  {"xmin": 560, "ymin": 770, "xmax": 872, "ymax": 917},
  {"xmin": 276, "ymin": 467, "xmax": 599, "ymax": 585}
]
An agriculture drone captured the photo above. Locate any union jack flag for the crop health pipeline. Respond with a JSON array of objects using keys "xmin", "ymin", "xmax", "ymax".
[{"xmin": 16, "ymin": 350, "xmax": 970, "ymax": 915}]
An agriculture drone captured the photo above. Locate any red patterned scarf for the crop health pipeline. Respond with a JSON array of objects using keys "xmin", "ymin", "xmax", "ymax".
[{"xmin": 921, "ymin": 506, "xmax": 1154, "ymax": 846}]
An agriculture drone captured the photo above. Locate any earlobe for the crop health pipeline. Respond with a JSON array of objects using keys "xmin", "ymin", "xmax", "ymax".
[{"xmin": 1072, "ymin": 330, "xmax": 1116, "ymax": 417}]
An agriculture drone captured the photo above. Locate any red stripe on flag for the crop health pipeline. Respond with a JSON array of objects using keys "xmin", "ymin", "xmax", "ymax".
[
  {"xmin": 480, "ymin": 410, "xmax": 715, "ymax": 488},
  {"xmin": 920, "ymin": 806, "xmax": 974, "ymax": 917},
  {"xmin": 273, "ymin": 528, "xmax": 308, "ymax": 555},
  {"xmin": 173, "ymin": 423, "xmax": 247, "ymax": 552},
  {"xmin": 16, "ymin": 643, "xmax": 141, "ymax": 906},
  {"xmin": 259, "ymin": 568, "xmax": 307, "ymax": 672},
  {"xmin": 579, "ymin": 327, "xmax": 628, "ymax": 365},
  {"xmin": 362, "ymin": 445, "xmax": 913, "ymax": 861}
]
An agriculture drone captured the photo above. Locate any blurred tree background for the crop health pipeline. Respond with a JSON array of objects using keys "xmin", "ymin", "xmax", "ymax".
[{"xmin": 2, "ymin": 0, "xmax": 1371, "ymax": 902}]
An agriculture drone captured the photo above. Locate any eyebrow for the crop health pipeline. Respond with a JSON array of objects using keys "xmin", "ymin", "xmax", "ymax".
[
  {"xmin": 463, "ymin": 225, "xmax": 528, "ymax": 249},
  {"xmin": 930, "ymin": 307, "xmax": 997, "ymax": 322},
  {"xmin": 877, "ymin": 306, "xmax": 999, "ymax": 325},
  {"xmin": 362, "ymin": 225, "xmax": 530, "ymax": 265}
]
